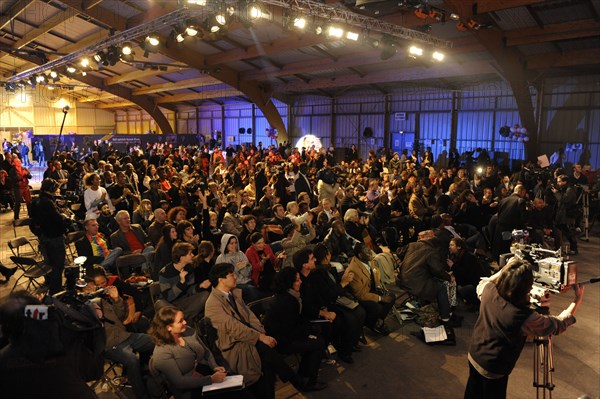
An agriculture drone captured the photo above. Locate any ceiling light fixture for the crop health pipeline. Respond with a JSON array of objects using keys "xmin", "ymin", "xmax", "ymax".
[
  {"xmin": 432, "ymin": 51, "xmax": 445, "ymax": 61},
  {"xmin": 346, "ymin": 31, "xmax": 359, "ymax": 41},
  {"xmin": 408, "ymin": 45, "xmax": 423, "ymax": 58},
  {"xmin": 146, "ymin": 33, "xmax": 160, "ymax": 47},
  {"xmin": 80, "ymin": 57, "xmax": 90, "ymax": 68},
  {"xmin": 121, "ymin": 43, "xmax": 133, "ymax": 55},
  {"xmin": 293, "ymin": 17, "xmax": 306, "ymax": 29},
  {"xmin": 328, "ymin": 26, "xmax": 344, "ymax": 38}
]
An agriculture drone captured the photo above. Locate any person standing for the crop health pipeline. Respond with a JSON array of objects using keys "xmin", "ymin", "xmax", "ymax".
[
  {"xmin": 8, "ymin": 157, "xmax": 32, "ymax": 220},
  {"xmin": 552, "ymin": 175, "xmax": 579, "ymax": 255},
  {"xmin": 29, "ymin": 179, "xmax": 68, "ymax": 294},
  {"xmin": 465, "ymin": 257, "xmax": 583, "ymax": 399},
  {"xmin": 491, "ymin": 184, "xmax": 528, "ymax": 260}
]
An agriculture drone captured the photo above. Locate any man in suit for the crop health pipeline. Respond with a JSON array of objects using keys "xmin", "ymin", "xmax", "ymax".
[
  {"xmin": 294, "ymin": 163, "xmax": 313, "ymax": 202},
  {"xmin": 110, "ymin": 210, "xmax": 155, "ymax": 273},
  {"xmin": 76, "ymin": 217, "xmax": 123, "ymax": 273},
  {"xmin": 491, "ymin": 184, "xmax": 528, "ymax": 260},
  {"xmin": 205, "ymin": 263, "xmax": 308, "ymax": 399},
  {"xmin": 346, "ymin": 242, "xmax": 395, "ymax": 335}
]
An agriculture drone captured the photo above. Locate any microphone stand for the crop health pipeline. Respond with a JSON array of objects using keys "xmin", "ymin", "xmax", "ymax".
[{"xmin": 54, "ymin": 105, "xmax": 70, "ymax": 157}]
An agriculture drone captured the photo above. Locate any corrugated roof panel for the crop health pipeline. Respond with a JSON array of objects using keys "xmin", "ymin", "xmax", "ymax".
[
  {"xmin": 533, "ymin": 2, "xmax": 591, "ymax": 25},
  {"xmin": 95, "ymin": 0, "xmax": 143, "ymax": 19},
  {"xmin": 516, "ymin": 42, "xmax": 556, "ymax": 55},
  {"xmin": 491, "ymin": 7, "xmax": 538, "ymax": 30}
]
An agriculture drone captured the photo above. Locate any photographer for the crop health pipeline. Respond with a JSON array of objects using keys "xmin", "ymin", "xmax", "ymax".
[
  {"xmin": 29, "ymin": 179, "xmax": 69, "ymax": 294},
  {"xmin": 465, "ymin": 257, "xmax": 584, "ymax": 399}
]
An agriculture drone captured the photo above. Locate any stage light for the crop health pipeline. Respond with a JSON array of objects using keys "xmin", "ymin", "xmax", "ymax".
[
  {"xmin": 93, "ymin": 51, "xmax": 106, "ymax": 64},
  {"xmin": 315, "ymin": 25, "xmax": 323, "ymax": 35},
  {"xmin": 121, "ymin": 43, "xmax": 133, "ymax": 55},
  {"xmin": 455, "ymin": 22, "xmax": 467, "ymax": 32},
  {"xmin": 187, "ymin": 0, "xmax": 206, "ymax": 4},
  {"xmin": 80, "ymin": 57, "xmax": 90, "ymax": 68},
  {"xmin": 432, "ymin": 51, "xmax": 445, "ymax": 61},
  {"xmin": 328, "ymin": 26, "xmax": 344, "ymax": 38},
  {"xmin": 248, "ymin": 5, "xmax": 263, "ymax": 20},
  {"xmin": 450, "ymin": 13, "xmax": 460, "ymax": 20},
  {"xmin": 408, "ymin": 46, "xmax": 423, "ymax": 58},
  {"xmin": 346, "ymin": 31, "xmax": 359, "ymax": 41},
  {"xmin": 28, "ymin": 76, "xmax": 36, "ymax": 88},
  {"xmin": 292, "ymin": 17, "xmax": 306, "ymax": 29},
  {"xmin": 176, "ymin": 31, "xmax": 186, "ymax": 42},
  {"xmin": 146, "ymin": 33, "xmax": 160, "ymax": 47},
  {"xmin": 186, "ymin": 25, "xmax": 199, "ymax": 37},
  {"xmin": 81, "ymin": 71, "xmax": 87, "ymax": 76},
  {"xmin": 66, "ymin": 65, "xmax": 77, "ymax": 74},
  {"xmin": 106, "ymin": 46, "xmax": 120, "ymax": 66},
  {"xmin": 215, "ymin": 13, "xmax": 227, "ymax": 25},
  {"xmin": 36, "ymin": 75, "xmax": 45, "ymax": 83}
]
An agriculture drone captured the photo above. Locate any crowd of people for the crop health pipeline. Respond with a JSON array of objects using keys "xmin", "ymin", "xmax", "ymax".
[{"xmin": 0, "ymin": 138, "xmax": 596, "ymax": 398}]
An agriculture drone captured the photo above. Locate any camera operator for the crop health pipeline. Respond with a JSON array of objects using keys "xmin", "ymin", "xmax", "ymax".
[
  {"xmin": 29, "ymin": 179, "xmax": 69, "ymax": 295},
  {"xmin": 465, "ymin": 257, "xmax": 584, "ymax": 399},
  {"xmin": 552, "ymin": 175, "xmax": 578, "ymax": 255}
]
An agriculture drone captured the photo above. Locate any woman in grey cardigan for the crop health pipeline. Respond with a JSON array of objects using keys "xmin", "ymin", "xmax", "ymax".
[
  {"xmin": 215, "ymin": 233, "xmax": 261, "ymax": 302},
  {"xmin": 149, "ymin": 306, "xmax": 251, "ymax": 399}
]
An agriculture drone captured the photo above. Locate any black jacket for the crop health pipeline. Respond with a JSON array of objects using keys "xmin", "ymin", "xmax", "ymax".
[{"xmin": 29, "ymin": 192, "xmax": 67, "ymax": 238}]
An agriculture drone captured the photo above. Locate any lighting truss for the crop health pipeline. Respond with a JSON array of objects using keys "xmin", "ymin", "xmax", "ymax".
[
  {"xmin": 6, "ymin": 0, "xmax": 450, "ymax": 85},
  {"xmin": 258, "ymin": 0, "xmax": 452, "ymax": 48}
]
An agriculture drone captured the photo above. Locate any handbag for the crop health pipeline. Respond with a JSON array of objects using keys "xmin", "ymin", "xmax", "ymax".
[{"xmin": 336, "ymin": 295, "xmax": 359, "ymax": 310}]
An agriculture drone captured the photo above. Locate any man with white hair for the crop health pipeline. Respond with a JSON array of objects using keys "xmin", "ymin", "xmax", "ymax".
[{"xmin": 109, "ymin": 210, "xmax": 155, "ymax": 273}]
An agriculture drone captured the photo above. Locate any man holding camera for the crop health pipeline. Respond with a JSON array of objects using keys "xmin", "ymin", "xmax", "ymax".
[{"xmin": 29, "ymin": 179, "xmax": 68, "ymax": 294}]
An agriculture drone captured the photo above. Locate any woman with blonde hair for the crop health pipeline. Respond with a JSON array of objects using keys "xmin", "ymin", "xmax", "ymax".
[{"xmin": 132, "ymin": 198, "xmax": 153, "ymax": 230}]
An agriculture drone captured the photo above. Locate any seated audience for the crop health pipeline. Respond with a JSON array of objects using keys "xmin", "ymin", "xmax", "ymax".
[
  {"xmin": 215, "ymin": 234, "xmax": 260, "ymax": 303},
  {"xmin": 147, "ymin": 207, "xmax": 168, "ymax": 246},
  {"xmin": 154, "ymin": 224, "xmax": 178, "ymax": 276},
  {"xmin": 245, "ymin": 232, "xmax": 280, "ymax": 291},
  {"xmin": 158, "ymin": 242, "xmax": 210, "ymax": 320},
  {"xmin": 132, "ymin": 198, "xmax": 154, "ymax": 231},
  {"xmin": 346, "ymin": 243, "xmax": 395, "ymax": 335},
  {"xmin": 205, "ymin": 263, "xmax": 310, "ymax": 399},
  {"xmin": 263, "ymin": 267, "xmax": 327, "ymax": 391},
  {"xmin": 76, "ymin": 217, "xmax": 123, "ymax": 273},
  {"xmin": 110, "ymin": 210, "xmax": 155, "ymax": 272}
]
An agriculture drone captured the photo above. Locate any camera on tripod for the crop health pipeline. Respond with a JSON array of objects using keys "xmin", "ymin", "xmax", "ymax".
[{"xmin": 500, "ymin": 230, "xmax": 577, "ymax": 297}]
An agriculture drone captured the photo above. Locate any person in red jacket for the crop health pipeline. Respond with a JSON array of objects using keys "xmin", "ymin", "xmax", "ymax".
[{"xmin": 245, "ymin": 232, "xmax": 282, "ymax": 291}]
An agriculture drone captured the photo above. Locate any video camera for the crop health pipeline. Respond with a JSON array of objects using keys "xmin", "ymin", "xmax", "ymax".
[{"xmin": 500, "ymin": 235, "xmax": 577, "ymax": 295}]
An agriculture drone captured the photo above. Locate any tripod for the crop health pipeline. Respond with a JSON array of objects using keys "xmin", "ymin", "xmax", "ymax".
[{"xmin": 533, "ymin": 334, "xmax": 555, "ymax": 399}]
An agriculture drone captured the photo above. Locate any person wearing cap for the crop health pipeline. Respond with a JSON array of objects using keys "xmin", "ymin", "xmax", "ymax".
[{"xmin": 29, "ymin": 178, "xmax": 69, "ymax": 294}]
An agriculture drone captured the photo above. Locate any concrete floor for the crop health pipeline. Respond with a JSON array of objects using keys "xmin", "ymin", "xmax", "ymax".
[{"xmin": 1, "ymin": 171, "xmax": 598, "ymax": 399}]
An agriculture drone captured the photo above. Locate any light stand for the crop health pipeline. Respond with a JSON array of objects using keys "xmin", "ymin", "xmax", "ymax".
[{"xmin": 54, "ymin": 105, "xmax": 70, "ymax": 156}]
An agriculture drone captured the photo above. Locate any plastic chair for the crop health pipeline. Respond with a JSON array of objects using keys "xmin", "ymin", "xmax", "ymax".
[
  {"xmin": 115, "ymin": 254, "xmax": 147, "ymax": 279},
  {"xmin": 9, "ymin": 255, "xmax": 50, "ymax": 293}
]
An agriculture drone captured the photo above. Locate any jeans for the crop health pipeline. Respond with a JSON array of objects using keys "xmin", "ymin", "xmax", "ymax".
[
  {"xmin": 104, "ymin": 333, "xmax": 154, "ymax": 399},
  {"xmin": 40, "ymin": 235, "xmax": 66, "ymax": 294},
  {"xmin": 101, "ymin": 247, "xmax": 123, "ymax": 272}
]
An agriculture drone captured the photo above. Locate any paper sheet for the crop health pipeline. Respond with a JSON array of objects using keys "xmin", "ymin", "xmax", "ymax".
[
  {"xmin": 202, "ymin": 375, "xmax": 244, "ymax": 393},
  {"xmin": 422, "ymin": 325, "xmax": 448, "ymax": 343},
  {"xmin": 537, "ymin": 154, "xmax": 550, "ymax": 168}
]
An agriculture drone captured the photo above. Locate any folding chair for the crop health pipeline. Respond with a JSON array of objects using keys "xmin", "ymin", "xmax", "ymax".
[
  {"xmin": 8, "ymin": 236, "xmax": 40, "ymax": 259},
  {"xmin": 89, "ymin": 360, "xmax": 130, "ymax": 399},
  {"xmin": 148, "ymin": 281, "xmax": 170, "ymax": 311},
  {"xmin": 115, "ymin": 254, "xmax": 147, "ymax": 279},
  {"xmin": 64, "ymin": 231, "xmax": 85, "ymax": 263},
  {"xmin": 12, "ymin": 218, "xmax": 32, "ymax": 238},
  {"xmin": 247, "ymin": 295, "xmax": 275, "ymax": 323},
  {"xmin": 9, "ymin": 255, "xmax": 50, "ymax": 293}
]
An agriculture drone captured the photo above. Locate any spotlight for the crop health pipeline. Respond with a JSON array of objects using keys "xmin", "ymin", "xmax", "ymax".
[
  {"xmin": 28, "ymin": 76, "xmax": 36, "ymax": 88},
  {"xmin": 106, "ymin": 46, "xmax": 121, "ymax": 66},
  {"xmin": 315, "ymin": 25, "xmax": 323, "ymax": 35},
  {"xmin": 248, "ymin": 5, "xmax": 263, "ymax": 20},
  {"xmin": 82, "ymin": 71, "xmax": 87, "ymax": 76},
  {"xmin": 328, "ymin": 26, "xmax": 344, "ymax": 38},
  {"xmin": 215, "ymin": 13, "xmax": 227, "ymax": 25},
  {"xmin": 346, "ymin": 31, "xmax": 359, "ymax": 41},
  {"xmin": 450, "ymin": 13, "xmax": 460, "ymax": 20},
  {"xmin": 432, "ymin": 51, "xmax": 445, "ymax": 61},
  {"xmin": 66, "ymin": 65, "xmax": 77, "ymax": 74},
  {"xmin": 185, "ymin": 25, "xmax": 199, "ymax": 37},
  {"xmin": 187, "ymin": 0, "xmax": 206, "ymax": 4},
  {"xmin": 455, "ymin": 22, "xmax": 467, "ymax": 32},
  {"xmin": 146, "ymin": 33, "xmax": 160, "ymax": 47},
  {"xmin": 293, "ymin": 17, "xmax": 306, "ymax": 29},
  {"xmin": 36, "ymin": 75, "xmax": 45, "ymax": 83},
  {"xmin": 175, "ymin": 31, "xmax": 186, "ymax": 42},
  {"xmin": 80, "ymin": 57, "xmax": 90, "ymax": 68},
  {"xmin": 121, "ymin": 43, "xmax": 133, "ymax": 55},
  {"xmin": 209, "ymin": 24, "xmax": 221, "ymax": 33},
  {"xmin": 408, "ymin": 46, "xmax": 423, "ymax": 58},
  {"xmin": 50, "ymin": 70, "xmax": 58, "ymax": 79}
]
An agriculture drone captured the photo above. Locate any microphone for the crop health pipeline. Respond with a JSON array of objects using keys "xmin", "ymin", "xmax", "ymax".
[{"xmin": 579, "ymin": 277, "xmax": 600, "ymax": 286}]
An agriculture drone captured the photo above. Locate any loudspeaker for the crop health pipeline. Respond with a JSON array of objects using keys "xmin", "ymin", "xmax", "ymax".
[
  {"xmin": 239, "ymin": 128, "xmax": 246, "ymax": 134},
  {"xmin": 363, "ymin": 127, "xmax": 373, "ymax": 138},
  {"xmin": 247, "ymin": 128, "xmax": 252, "ymax": 134}
]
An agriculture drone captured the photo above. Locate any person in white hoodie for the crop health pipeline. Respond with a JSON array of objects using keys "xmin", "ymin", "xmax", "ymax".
[{"xmin": 215, "ymin": 233, "xmax": 261, "ymax": 303}]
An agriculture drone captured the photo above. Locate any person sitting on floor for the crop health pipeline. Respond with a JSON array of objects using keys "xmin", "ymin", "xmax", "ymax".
[{"xmin": 346, "ymin": 242, "xmax": 396, "ymax": 336}]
